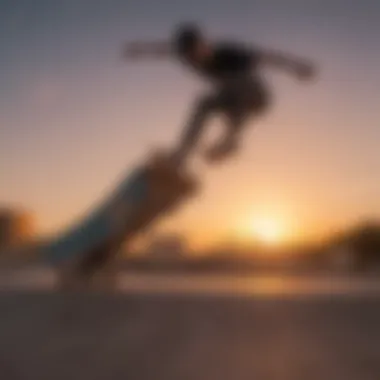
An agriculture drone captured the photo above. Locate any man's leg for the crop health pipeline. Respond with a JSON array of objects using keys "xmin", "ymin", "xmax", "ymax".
[
  {"xmin": 173, "ymin": 94, "xmax": 220, "ymax": 164},
  {"xmin": 203, "ymin": 76, "xmax": 269, "ymax": 163},
  {"xmin": 203, "ymin": 111, "xmax": 249, "ymax": 162}
]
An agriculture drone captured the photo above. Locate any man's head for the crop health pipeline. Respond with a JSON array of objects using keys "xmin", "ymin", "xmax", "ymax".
[{"xmin": 172, "ymin": 23, "xmax": 212, "ymax": 63}]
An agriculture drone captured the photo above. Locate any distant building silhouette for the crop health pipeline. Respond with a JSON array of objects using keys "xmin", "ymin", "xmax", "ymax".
[
  {"xmin": 321, "ymin": 220, "xmax": 380, "ymax": 271},
  {"xmin": 0, "ymin": 208, "xmax": 35, "ymax": 250},
  {"xmin": 146, "ymin": 234, "xmax": 187, "ymax": 260}
]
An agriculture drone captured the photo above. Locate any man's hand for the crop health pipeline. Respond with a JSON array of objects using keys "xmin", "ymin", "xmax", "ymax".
[
  {"xmin": 259, "ymin": 48, "xmax": 318, "ymax": 81},
  {"xmin": 123, "ymin": 42, "xmax": 146, "ymax": 60},
  {"xmin": 293, "ymin": 61, "xmax": 317, "ymax": 81}
]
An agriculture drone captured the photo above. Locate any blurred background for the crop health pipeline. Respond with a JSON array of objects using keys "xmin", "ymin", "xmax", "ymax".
[{"xmin": 1, "ymin": 1, "xmax": 380, "ymax": 379}]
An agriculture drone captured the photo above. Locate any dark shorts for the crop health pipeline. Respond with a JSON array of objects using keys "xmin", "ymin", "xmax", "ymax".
[{"xmin": 209, "ymin": 75, "xmax": 270, "ymax": 122}]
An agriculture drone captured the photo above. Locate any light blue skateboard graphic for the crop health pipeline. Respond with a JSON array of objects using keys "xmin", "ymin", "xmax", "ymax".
[{"xmin": 44, "ymin": 168, "xmax": 148, "ymax": 264}]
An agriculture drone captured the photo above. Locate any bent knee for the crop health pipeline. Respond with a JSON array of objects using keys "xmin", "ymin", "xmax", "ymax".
[{"xmin": 194, "ymin": 95, "xmax": 219, "ymax": 114}]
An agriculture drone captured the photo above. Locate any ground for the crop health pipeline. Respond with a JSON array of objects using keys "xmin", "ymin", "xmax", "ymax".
[{"xmin": 1, "ymin": 284, "xmax": 380, "ymax": 380}]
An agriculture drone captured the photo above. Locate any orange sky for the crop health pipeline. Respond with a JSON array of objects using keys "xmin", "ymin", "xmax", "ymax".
[{"xmin": 1, "ymin": 2, "xmax": 380, "ymax": 250}]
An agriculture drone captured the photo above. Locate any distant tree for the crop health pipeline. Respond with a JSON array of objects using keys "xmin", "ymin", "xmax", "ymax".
[
  {"xmin": 348, "ymin": 222, "xmax": 380, "ymax": 268},
  {"xmin": 0, "ymin": 208, "xmax": 35, "ymax": 251}
]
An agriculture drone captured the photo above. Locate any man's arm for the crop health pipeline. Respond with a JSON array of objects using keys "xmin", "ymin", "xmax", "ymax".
[
  {"xmin": 256, "ymin": 47, "xmax": 317, "ymax": 80},
  {"xmin": 123, "ymin": 41, "xmax": 172, "ymax": 61}
]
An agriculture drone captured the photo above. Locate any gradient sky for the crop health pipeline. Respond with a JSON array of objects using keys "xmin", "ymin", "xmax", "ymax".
[{"xmin": 1, "ymin": 0, "xmax": 379, "ymax": 247}]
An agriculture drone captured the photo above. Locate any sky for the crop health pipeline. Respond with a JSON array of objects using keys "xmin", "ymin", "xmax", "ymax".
[{"xmin": 0, "ymin": 0, "xmax": 379, "ymax": 248}]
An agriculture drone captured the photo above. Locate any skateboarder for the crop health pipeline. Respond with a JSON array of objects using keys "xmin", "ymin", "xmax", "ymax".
[{"xmin": 123, "ymin": 22, "xmax": 317, "ymax": 164}]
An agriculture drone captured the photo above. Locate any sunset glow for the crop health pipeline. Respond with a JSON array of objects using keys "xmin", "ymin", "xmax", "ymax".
[
  {"xmin": 1, "ymin": 1, "xmax": 380, "ymax": 249},
  {"xmin": 250, "ymin": 217, "xmax": 286, "ymax": 245},
  {"xmin": 234, "ymin": 213, "xmax": 295, "ymax": 248}
]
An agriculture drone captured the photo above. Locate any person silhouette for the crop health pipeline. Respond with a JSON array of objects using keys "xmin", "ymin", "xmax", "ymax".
[{"xmin": 124, "ymin": 22, "xmax": 317, "ymax": 165}]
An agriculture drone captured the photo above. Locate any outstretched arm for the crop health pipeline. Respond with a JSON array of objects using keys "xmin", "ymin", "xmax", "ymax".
[
  {"xmin": 257, "ymin": 47, "xmax": 317, "ymax": 80},
  {"xmin": 123, "ymin": 41, "xmax": 172, "ymax": 61}
]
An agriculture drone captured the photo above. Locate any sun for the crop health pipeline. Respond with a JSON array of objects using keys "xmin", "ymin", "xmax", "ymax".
[
  {"xmin": 250, "ymin": 217, "xmax": 286, "ymax": 245},
  {"xmin": 235, "ymin": 211, "xmax": 297, "ymax": 248}
]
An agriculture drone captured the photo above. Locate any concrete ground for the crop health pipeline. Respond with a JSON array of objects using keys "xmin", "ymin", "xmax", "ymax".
[{"xmin": 1, "ymin": 288, "xmax": 380, "ymax": 380}]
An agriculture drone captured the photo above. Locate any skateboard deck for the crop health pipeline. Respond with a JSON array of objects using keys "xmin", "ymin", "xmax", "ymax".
[{"xmin": 42, "ymin": 152, "xmax": 197, "ymax": 273}]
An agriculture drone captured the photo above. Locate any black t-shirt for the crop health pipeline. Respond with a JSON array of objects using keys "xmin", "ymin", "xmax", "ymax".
[{"xmin": 181, "ymin": 42, "xmax": 261, "ymax": 82}]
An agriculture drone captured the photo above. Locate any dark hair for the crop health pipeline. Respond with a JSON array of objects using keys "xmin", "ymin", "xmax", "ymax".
[{"xmin": 172, "ymin": 22, "xmax": 203, "ymax": 55}]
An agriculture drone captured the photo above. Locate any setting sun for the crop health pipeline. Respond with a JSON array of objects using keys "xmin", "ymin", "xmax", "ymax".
[
  {"xmin": 235, "ymin": 213, "xmax": 292, "ymax": 247},
  {"xmin": 250, "ymin": 217, "xmax": 286, "ymax": 245}
]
